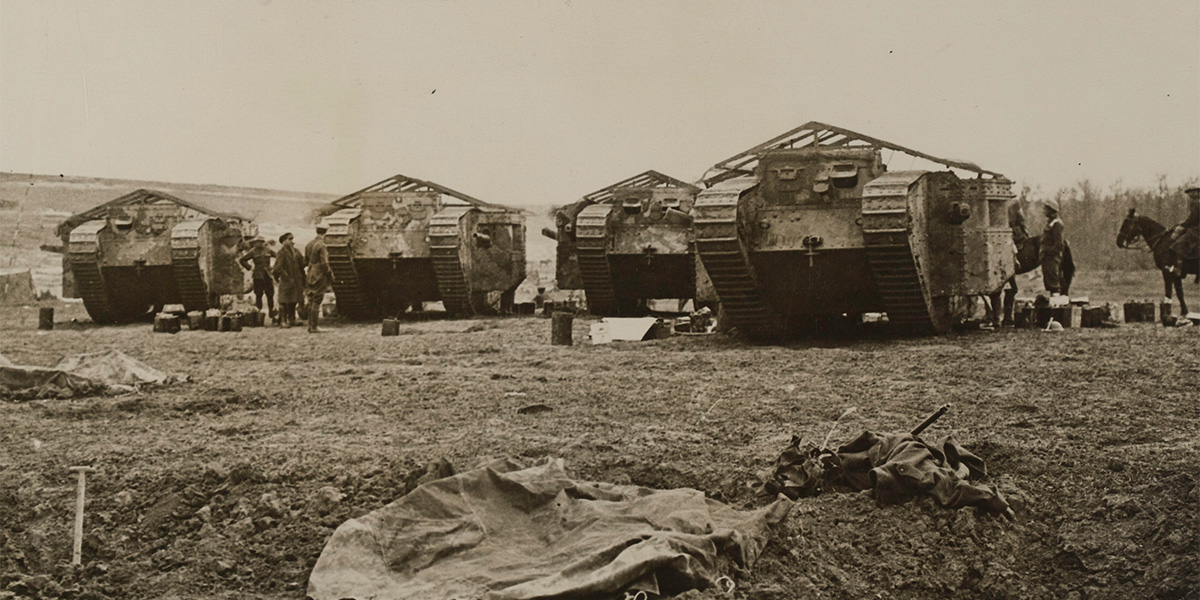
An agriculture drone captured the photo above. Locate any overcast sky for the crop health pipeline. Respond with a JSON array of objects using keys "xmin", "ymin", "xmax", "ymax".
[{"xmin": 2, "ymin": 1, "xmax": 1197, "ymax": 205}]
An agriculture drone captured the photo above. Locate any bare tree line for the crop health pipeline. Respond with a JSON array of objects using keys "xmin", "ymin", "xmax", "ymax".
[{"xmin": 1018, "ymin": 176, "xmax": 1198, "ymax": 271}]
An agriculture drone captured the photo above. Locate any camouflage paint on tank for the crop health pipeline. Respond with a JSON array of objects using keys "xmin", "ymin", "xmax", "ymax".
[
  {"xmin": 319, "ymin": 174, "xmax": 526, "ymax": 319},
  {"xmin": 548, "ymin": 170, "xmax": 714, "ymax": 316},
  {"xmin": 57, "ymin": 189, "xmax": 251, "ymax": 323}
]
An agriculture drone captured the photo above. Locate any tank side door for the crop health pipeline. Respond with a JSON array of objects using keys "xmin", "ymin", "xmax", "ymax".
[
  {"xmin": 466, "ymin": 211, "xmax": 526, "ymax": 290},
  {"xmin": 553, "ymin": 202, "xmax": 585, "ymax": 290}
]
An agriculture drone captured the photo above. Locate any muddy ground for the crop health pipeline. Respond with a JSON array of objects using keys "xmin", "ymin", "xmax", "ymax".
[{"xmin": 1, "ymin": 272, "xmax": 1197, "ymax": 600}]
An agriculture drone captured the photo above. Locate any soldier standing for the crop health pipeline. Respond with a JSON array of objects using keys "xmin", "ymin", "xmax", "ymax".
[
  {"xmin": 304, "ymin": 224, "xmax": 334, "ymax": 333},
  {"xmin": 239, "ymin": 236, "xmax": 277, "ymax": 316},
  {"xmin": 272, "ymin": 232, "xmax": 305, "ymax": 327},
  {"xmin": 1039, "ymin": 198, "xmax": 1066, "ymax": 302}
]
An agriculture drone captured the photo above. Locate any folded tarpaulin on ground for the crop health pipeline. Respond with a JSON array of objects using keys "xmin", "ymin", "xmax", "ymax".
[
  {"xmin": 54, "ymin": 349, "xmax": 172, "ymax": 386},
  {"xmin": 308, "ymin": 458, "xmax": 791, "ymax": 600},
  {"xmin": 0, "ymin": 362, "xmax": 110, "ymax": 399},
  {"xmin": 0, "ymin": 350, "xmax": 178, "ymax": 400},
  {"xmin": 762, "ymin": 430, "xmax": 1012, "ymax": 519}
]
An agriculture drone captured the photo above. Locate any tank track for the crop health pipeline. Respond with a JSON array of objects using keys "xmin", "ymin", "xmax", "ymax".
[
  {"xmin": 861, "ymin": 238, "xmax": 936, "ymax": 333},
  {"xmin": 325, "ymin": 241, "xmax": 373, "ymax": 319},
  {"xmin": 69, "ymin": 250, "xmax": 117, "ymax": 324},
  {"xmin": 693, "ymin": 184, "xmax": 777, "ymax": 339},
  {"xmin": 860, "ymin": 178, "xmax": 941, "ymax": 334},
  {"xmin": 170, "ymin": 246, "xmax": 213, "ymax": 313},
  {"xmin": 429, "ymin": 208, "xmax": 476, "ymax": 316},
  {"xmin": 574, "ymin": 204, "xmax": 617, "ymax": 316}
]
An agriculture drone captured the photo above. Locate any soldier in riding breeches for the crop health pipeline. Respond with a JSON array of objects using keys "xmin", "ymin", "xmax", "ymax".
[
  {"xmin": 1168, "ymin": 187, "xmax": 1199, "ymax": 276},
  {"xmin": 305, "ymin": 225, "xmax": 334, "ymax": 333},
  {"xmin": 239, "ymin": 237, "xmax": 277, "ymax": 315}
]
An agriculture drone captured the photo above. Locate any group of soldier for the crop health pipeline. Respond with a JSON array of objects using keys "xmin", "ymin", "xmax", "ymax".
[
  {"xmin": 237, "ymin": 225, "xmax": 334, "ymax": 333},
  {"xmin": 1023, "ymin": 186, "xmax": 1197, "ymax": 301}
]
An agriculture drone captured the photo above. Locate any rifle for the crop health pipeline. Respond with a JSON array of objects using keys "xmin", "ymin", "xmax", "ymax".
[{"xmin": 911, "ymin": 403, "xmax": 950, "ymax": 436}]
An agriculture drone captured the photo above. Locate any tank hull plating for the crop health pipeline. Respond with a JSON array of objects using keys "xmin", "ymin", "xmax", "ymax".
[
  {"xmin": 60, "ymin": 191, "xmax": 249, "ymax": 324},
  {"xmin": 553, "ymin": 175, "xmax": 714, "ymax": 316},
  {"xmin": 696, "ymin": 146, "xmax": 1014, "ymax": 339},
  {"xmin": 749, "ymin": 249, "xmax": 878, "ymax": 321},
  {"xmin": 323, "ymin": 183, "xmax": 526, "ymax": 320}
]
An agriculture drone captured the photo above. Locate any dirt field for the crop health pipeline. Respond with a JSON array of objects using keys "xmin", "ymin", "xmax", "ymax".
[{"xmin": 2, "ymin": 275, "xmax": 1198, "ymax": 600}]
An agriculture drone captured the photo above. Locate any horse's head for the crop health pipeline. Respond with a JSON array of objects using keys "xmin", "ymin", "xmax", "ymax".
[{"xmin": 1117, "ymin": 208, "xmax": 1140, "ymax": 248}]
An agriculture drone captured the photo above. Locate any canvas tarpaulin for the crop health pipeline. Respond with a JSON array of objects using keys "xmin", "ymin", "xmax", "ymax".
[
  {"xmin": 308, "ymin": 458, "xmax": 790, "ymax": 600},
  {"xmin": 0, "ymin": 350, "xmax": 177, "ymax": 400},
  {"xmin": 0, "ymin": 269, "xmax": 36, "ymax": 305},
  {"xmin": 54, "ymin": 350, "xmax": 172, "ymax": 386}
]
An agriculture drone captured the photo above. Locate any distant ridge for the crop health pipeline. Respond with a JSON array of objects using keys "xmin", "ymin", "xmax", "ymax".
[
  {"xmin": 0, "ymin": 172, "xmax": 339, "ymax": 226},
  {"xmin": 0, "ymin": 171, "xmax": 555, "ymax": 264},
  {"xmin": 0, "ymin": 172, "xmax": 337, "ymax": 203}
]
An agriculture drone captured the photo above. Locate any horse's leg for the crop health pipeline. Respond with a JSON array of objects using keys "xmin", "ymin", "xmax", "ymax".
[
  {"xmin": 987, "ymin": 290, "xmax": 1002, "ymax": 326},
  {"xmin": 1163, "ymin": 272, "xmax": 1173, "ymax": 304},
  {"xmin": 1177, "ymin": 277, "xmax": 1187, "ymax": 316},
  {"xmin": 1003, "ymin": 278, "xmax": 1017, "ymax": 325},
  {"xmin": 1062, "ymin": 242, "xmax": 1075, "ymax": 296}
]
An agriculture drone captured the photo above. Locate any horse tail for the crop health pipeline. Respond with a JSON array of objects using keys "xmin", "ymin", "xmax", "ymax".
[{"xmin": 1062, "ymin": 241, "xmax": 1076, "ymax": 295}]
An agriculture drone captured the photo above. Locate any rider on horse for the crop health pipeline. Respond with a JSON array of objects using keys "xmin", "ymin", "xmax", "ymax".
[{"xmin": 1167, "ymin": 187, "xmax": 1199, "ymax": 278}]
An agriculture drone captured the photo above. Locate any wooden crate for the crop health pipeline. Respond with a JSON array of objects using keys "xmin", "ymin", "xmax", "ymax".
[
  {"xmin": 1123, "ymin": 301, "xmax": 1159, "ymax": 323},
  {"xmin": 1052, "ymin": 306, "xmax": 1082, "ymax": 328}
]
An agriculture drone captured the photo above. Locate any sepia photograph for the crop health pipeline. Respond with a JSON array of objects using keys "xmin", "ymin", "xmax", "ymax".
[{"xmin": 1, "ymin": 1, "xmax": 1197, "ymax": 599}]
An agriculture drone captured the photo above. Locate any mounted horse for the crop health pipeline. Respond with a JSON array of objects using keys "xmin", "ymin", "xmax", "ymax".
[
  {"xmin": 1117, "ymin": 208, "xmax": 1197, "ymax": 315},
  {"xmin": 987, "ymin": 237, "xmax": 1075, "ymax": 326}
]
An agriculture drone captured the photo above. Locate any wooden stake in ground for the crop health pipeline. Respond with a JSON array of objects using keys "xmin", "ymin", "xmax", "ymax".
[{"xmin": 69, "ymin": 466, "xmax": 97, "ymax": 566}]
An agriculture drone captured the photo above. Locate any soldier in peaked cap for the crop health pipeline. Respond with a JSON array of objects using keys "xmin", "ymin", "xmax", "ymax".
[
  {"xmin": 304, "ymin": 224, "xmax": 334, "ymax": 333},
  {"xmin": 1039, "ymin": 198, "xmax": 1066, "ymax": 299},
  {"xmin": 272, "ymin": 232, "xmax": 305, "ymax": 327}
]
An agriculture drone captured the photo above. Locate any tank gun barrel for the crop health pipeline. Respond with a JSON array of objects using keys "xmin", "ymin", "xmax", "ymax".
[{"xmin": 541, "ymin": 227, "xmax": 558, "ymax": 241}]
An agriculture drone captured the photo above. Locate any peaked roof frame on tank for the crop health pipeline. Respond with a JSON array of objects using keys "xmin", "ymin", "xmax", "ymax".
[
  {"xmin": 581, "ymin": 170, "xmax": 700, "ymax": 205},
  {"xmin": 56, "ymin": 188, "xmax": 243, "ymax": 237},
  {"xmin": 332, "ymin": 173, "xmax": 508, "ymax": 211},
  {"xmin": 701, "ymin": 121, "xmax": 1003, "ymax": 187}
]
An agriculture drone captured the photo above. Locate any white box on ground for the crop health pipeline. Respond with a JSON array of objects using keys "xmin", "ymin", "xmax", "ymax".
[
  {"xmin": 589, "ymin": 322, "xmax": 611, "ymax": 345},
  {"xmin": 599, "ymin": 317, "xmax": 659, "ymax": 341}
]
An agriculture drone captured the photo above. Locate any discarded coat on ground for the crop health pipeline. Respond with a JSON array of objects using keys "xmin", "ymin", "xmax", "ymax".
[
  {"xmin": 761, "ymin": 430, "xmax": 1012, "ymax": 519},
  {"xmin": 308, "ymin": 458, "xmax": 790, "ymax": 600}
]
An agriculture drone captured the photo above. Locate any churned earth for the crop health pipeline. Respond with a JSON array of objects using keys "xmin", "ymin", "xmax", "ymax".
[{"xmin": 1, "ymin": 281, "xmax": 1197, "ymax": 600}]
